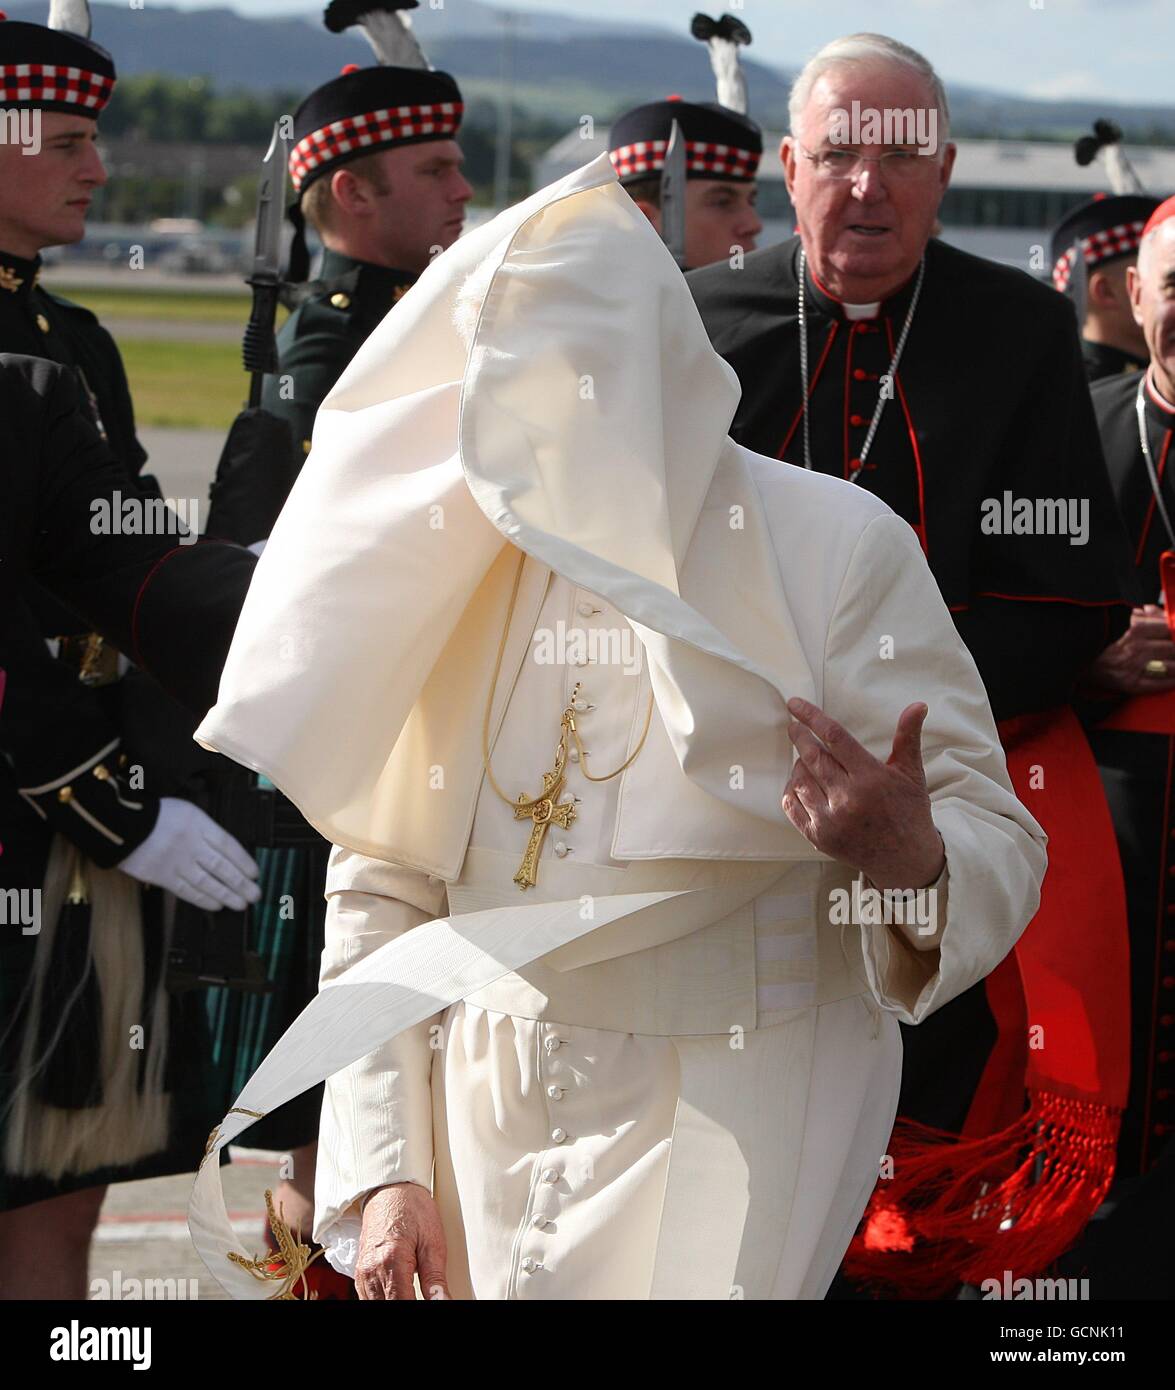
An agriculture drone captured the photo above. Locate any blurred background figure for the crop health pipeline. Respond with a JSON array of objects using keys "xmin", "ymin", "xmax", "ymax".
[
  {"xmin": 608, "ymin": 12, "xmax": 762, "ymax": 270},
  {"xmin": 1050, "ymin": 121, "xmax": 1159, "ymax": 382},
  {"xmin": 1050, "ymin": 160, "xmax": 1160, "ymax": 381}
]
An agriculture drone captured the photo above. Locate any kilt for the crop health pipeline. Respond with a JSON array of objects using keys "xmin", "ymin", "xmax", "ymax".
[
  {"xmin": 205, "ymin": 841, "xmax": 330, "ymax": 1155},
  {"xmin": 0, "ymin": 807, "xmax": 229, "ymax": 1212}
]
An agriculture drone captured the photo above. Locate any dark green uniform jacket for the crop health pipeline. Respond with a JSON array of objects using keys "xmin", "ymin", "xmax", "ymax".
[{"xmin": 261, "ymin": 248, "xmax": 414, "ymax": 458}]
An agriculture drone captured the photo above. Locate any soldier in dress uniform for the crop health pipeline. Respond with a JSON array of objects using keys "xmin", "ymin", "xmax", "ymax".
[
  {"xmin": 263, "ymin": 0, "xmax": 472, "ymax": 461},
  {"xmin": 607, "ymin": 13, "xmax": 763, "ymax": 270},
  {"xmin": 0, "ymin": 8, "xmax": 260, "ymax": 1299},
  {"xmin": 1050, "ymin": 193, "xmax": 1161, "ymax": 383},
  {"xmin": 1070, "ymin": 196, "xmax": 1175, "ymax": 1297}
]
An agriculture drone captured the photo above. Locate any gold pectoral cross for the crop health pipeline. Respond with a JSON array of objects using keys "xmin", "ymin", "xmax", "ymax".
[{"xmin": 513, "ymin": 769, "xmax": 577, "ymax": 890}]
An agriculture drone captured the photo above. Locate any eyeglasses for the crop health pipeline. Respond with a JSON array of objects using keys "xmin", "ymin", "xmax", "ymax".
[{"xmin": 797, "ymin": 143, "xmax": 938, "ymax": 183}]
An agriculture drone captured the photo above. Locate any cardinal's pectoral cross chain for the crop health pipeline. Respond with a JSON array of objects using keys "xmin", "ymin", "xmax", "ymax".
[{"xmin": 512, "ymin": 768, "xmax": 578, "ymax": 890}]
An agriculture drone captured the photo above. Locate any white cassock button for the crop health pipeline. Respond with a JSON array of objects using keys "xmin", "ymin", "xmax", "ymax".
[
  {"xmin": 547, "ymin": 1084, "xmax": 563, "ymax": 1100},
  {"xmin": 545, "ymin": 1036, "xmax": 563, "ymax": 1054},
  {"xmin": 573, "ymin": 699, "xmax": 589, "ymax": 712},
  {"xmin": 531, "ymin": 1214, "xmax": 549, "ymax": 1229},
  {"xmin": 521, "ymin": 1257, "xmax": 542, "ymax": 1273},
  {"xmin": 576, "ymin": 602, "xmax": 595, "ymax": 617},
  {"xmin": 542, "ymin": 1168, "xmax": 560, "ymax": 1184},
  {"xmin": 568, "ymin": 747, "xmax": 580, "ymax": 762},
  {"xmin": 551, "ymin": 1127, "xmax": 567, "ymax": 1143},
  {"xmin": 553, "ymin": 840, "xmax": 569, "ymax": 858}
]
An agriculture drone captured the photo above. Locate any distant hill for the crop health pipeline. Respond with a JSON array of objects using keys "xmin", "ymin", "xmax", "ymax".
[{"xmin": 7, "ymin": 0, "xmax": 1175, "ymax": 137}]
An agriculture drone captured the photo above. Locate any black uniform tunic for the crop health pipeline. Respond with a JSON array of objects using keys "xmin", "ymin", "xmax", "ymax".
[
  {"xmin": 0, "ymin": 251, "xmax": 160, "ymax": 874},
  {"xmin": 1083, "ymin": 338, "xmax": 1148, "ymax": 385},
  {"xmin": 261, "ymin": 248, "xmax": 415, "ymax": 460}
]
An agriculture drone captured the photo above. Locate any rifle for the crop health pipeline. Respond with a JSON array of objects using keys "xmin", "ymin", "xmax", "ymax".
[{"xmin": 203, "ymin": 122, "xmax": 299, "ymax": 546}]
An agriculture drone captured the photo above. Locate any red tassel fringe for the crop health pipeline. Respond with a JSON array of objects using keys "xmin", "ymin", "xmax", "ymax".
[{"xmin": 843, "ymin": 1089, "xmax": 1121, "ymax": 1299}]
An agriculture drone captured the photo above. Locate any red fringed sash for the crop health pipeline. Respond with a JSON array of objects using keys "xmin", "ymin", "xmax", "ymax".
[{"xmin": 844, "ymin": 707, "xmax": 1130, "ymax": 1297}]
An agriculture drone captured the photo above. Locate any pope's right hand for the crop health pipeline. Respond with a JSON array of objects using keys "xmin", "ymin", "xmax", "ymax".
[
  {"xmin": 356, "ymin": 1182, "xmax": 451, "ymax": 1301},
  {"xmin": 116, "ymin": 796, "xmax": 261, "ymax": 911}
]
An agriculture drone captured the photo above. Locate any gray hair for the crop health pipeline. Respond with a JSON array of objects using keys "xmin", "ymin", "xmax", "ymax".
[{"xmin": 788, "ymin": 33, "xmax": 951, "ymax": 143}]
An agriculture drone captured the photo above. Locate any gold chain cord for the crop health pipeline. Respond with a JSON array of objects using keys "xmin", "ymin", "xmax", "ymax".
[
  {"xmin": 227, "ymin": 1189, "xmax": 323, "ymax": 1301},
  {"xmin": 481, "ymin": 551, "xmax": 655, "ymax": 805}
]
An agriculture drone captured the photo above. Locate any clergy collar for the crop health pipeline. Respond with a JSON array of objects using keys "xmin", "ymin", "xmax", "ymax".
[
  {"xmin": 0, "ymin": 249, "xmax": 42, "ymax": 300},
  {"xmin": 796, "ymin": 239, "xmax": 921, "ymax": 323},
  {"xmin": 1144, "ymin": 366, "xmax": 1175, "ymax": 429}
]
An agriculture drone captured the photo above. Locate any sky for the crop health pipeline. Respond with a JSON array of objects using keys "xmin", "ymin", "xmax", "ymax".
[{"xmin": 159, "ymin": 0, "xmax": 1175, "ymax": 107}]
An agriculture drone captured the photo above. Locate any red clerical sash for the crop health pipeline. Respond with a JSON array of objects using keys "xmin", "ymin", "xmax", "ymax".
[{"xmin": 846, "ymin": 707, "xmax": 1130, "ymax": 1296}]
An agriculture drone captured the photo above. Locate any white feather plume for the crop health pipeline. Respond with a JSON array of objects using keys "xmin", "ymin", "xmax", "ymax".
[
  {"xmin": 356, "ymin": 10, "xmax": 430, "ymax": 71},
  {"xmin": 47, "ymin": 0, "xmax": 91, "ymax": 39},
  {"xmin": 705, "ymin": 41, "xmax": 747, "ymax": 114},
  {"xmin": 1102, "ymin": 144, "xmax": 1145, "ymax": 196}
]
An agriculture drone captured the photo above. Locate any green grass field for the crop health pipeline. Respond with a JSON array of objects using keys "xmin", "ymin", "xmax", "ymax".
[
  {"xmin": 118, "ymin": 338, "xmax": 250, "ymax": 429},
  {"xmin": 50, "ymin": 284, "xmax": 287, "ymax": 428}
]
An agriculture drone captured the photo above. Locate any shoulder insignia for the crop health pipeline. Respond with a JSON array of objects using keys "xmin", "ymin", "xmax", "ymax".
[
  {"xmin": 0, "ymin": 265, "xmax": 23, "ymax": 293},
  {"xmin": 330, "ymin": 292, "xmax": 352, "ymax": 310}
]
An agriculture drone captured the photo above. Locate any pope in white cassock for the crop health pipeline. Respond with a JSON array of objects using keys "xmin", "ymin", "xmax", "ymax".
[{"xmin": 187, "ymin": 154, "xmax": 1046, "ymax": 1301}]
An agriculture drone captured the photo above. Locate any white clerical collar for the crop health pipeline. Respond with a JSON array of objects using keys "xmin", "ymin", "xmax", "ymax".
[
  {"xmin": 1146, "ymin": 366, "xmax": 1175, "ymax": 415},
  {"xmin": 843, "ymin": 300, "xmax": 881, "ymax": 321}
]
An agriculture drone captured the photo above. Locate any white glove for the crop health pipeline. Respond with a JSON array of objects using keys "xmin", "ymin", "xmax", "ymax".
[{"xmin": 118, "ymin": 797, "xmax": 262, "ymax": 912}]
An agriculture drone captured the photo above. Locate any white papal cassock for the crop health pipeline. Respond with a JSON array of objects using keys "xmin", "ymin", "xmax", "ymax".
[
  {"xmin": 311, "ymin": 530, "xmax": 1037, "ymax": 1300},
  {"xmin": 187, "ymin": 153, "xmax": 1046, "ymax": 1300}
]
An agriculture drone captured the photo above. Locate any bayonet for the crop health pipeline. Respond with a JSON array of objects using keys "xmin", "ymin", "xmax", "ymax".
[
  {"xmin": 242, "ymin": 121, "xmax": 289, "ymax": 408},
  {"xmin": 661, "ymin": 118, "xmax": 688, "ymax": 271}
]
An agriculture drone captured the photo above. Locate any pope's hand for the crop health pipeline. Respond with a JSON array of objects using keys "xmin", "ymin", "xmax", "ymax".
[
  {"xmin": 783, "ymin": 697, "xmax": 945, "ymax": 891},
  {"xmin": 356, "ymin": 1182, "xmax": 451, "ymax": 1301}
]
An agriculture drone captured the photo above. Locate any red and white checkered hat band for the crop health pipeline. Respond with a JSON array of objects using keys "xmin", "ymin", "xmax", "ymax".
[
  {"xmin": 0, "ymin": 62, "xmax": 115, "ymax": 110},
  {"xmin": 609, "ymin": 138, "xmax": 761, "ymax": 181},
  {"xmin": 290, "ymin": 101, "xmax": 464, "ymax": 192},
  {"xmin": 1052, "ymin": 219, "xmax": 1147, "ymax": 291}
]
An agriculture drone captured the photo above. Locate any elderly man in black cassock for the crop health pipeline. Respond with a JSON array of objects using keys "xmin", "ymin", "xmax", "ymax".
[{"xmin": 691, "ymin": 31, "xmax": 1137, "ymax": 1296}]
